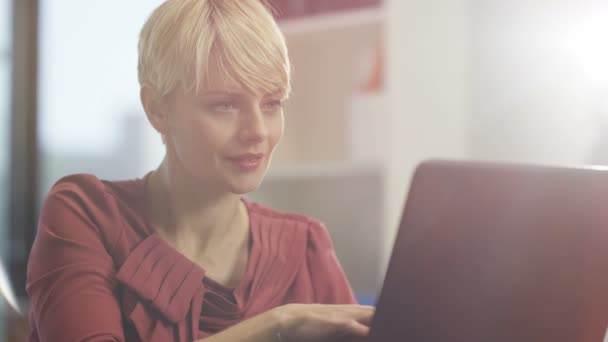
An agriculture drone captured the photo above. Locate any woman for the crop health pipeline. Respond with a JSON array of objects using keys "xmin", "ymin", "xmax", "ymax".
[{"xmin": 26, "ymin": 0, "xmax": 374, "ymax": 341}]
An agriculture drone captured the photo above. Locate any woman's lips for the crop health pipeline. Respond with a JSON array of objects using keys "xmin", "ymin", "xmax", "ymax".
[{"xmin": 227, "ymin": 153, "xmax": 265, "ymax": 172}]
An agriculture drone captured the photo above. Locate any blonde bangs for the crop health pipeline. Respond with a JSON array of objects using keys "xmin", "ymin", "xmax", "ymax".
[
  {"xmin": 203, "ymin": 1, "xmax": 291, "ymax": 97},
  {"xmin": 139, "ymin": 0, "xmax": 291, "ymax": 98}
]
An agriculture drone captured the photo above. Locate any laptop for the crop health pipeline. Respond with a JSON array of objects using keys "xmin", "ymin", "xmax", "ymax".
[{"xmin": 368, "ymin": 160, "xmax": 608, "ymax": 341}]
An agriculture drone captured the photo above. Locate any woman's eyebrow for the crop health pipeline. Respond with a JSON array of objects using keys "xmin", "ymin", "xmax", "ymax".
[
  {"xmin": 265, "ymin": 90, "xmax": 287, "ymax": 98},
  {"xmin": 201, "ymin": 91, "xmax": 241, "ymax": 96},
  {"xmin": 200, "ymin": 89, "xmax": 287, "ymax": 99}
]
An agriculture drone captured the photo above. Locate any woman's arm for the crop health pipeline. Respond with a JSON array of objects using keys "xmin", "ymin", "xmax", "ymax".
[
  {"xmin": 200, "ymin": 303, "xmax": 374, "ymax": 342},
  {"xmin": 197, "ymin": 308, "xmax": 281, "ymax": 342},
  {"xmin": 27, "ymin": 177, "xmax": 125, "ymax": 342}
]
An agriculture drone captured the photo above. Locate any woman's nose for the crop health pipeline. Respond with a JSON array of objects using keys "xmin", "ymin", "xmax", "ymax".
[{"xmin": 238, "ymin": 108, "xmax": 268, "ymax": 144}]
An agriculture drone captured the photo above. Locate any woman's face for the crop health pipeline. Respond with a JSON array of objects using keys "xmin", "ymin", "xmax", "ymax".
[{"xmin": 163, "ymin": 61, "xmax": 285, "ymax": 195}]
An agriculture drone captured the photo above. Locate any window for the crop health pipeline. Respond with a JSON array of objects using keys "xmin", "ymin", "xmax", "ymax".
[
  {"xmin": 0, "ymin": 0, "xmax": 11, "ymax": 279},
  {"xmin": 38, "ymin": 0, "xmax": 166, "ymax": 196},
  {"xmin": 0, "ymin": 0, "xmax": 11, "ymax": 333}
]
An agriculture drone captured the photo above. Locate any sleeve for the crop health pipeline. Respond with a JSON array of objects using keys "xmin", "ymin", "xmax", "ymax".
[
  {"xmin": 306, "ymin": 221, "xmax": 357, "ymax": 304},
  {"xmin": 26, "ymin": 175, "xmax": 126, "ymax": 342}
]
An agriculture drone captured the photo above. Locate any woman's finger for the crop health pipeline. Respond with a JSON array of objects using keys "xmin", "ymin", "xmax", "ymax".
[{"xmin": 346, "ymin": 320, "xmax": 370, "ymax": 336}]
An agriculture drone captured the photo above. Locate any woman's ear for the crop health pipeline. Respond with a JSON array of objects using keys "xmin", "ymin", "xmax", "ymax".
[{"xmin": 140, "ymin": 84, "xmax": 170, "ymax": 136}]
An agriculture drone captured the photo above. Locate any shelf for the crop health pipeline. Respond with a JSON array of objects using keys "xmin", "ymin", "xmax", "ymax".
[
  {"xmin": 278, "ymin": 6, "xmax": 384, "ymax": 37},
  {"xmin": 265, "ymin": 161, "xmax": 383, "ymax": 181}
]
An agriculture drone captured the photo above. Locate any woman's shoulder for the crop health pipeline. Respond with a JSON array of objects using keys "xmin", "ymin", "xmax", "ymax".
[
  {"xmin": 244, "ymin": 199, "xmax": 333, "ymax": 247},
  {"xmin": 244, "ymin": 199, "xmax": 322, "ymax": 226},
  {"xmin": 45, "ymin": 173, "xmax": 139, "ymax": 209},
  {"xmin": 49, "ymin": 173, "xmax": 142, "ymax": 196},
  {"xmin": 42, "ymin": 174, "xmax": 112, "ymax": 215},
  {"xmin": 49, "ymin": 173, "xmax": 106, "ymax": 194},
  {"xmin": 41, "ymin": 173, "xmax": 146, "ymax": 239}
]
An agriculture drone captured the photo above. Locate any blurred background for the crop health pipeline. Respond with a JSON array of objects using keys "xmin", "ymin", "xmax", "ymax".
[{"xmin": 2, "ymin": 0, "xmax": 608, "ymax": 340}]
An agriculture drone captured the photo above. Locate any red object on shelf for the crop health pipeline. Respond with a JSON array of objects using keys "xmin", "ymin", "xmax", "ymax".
[
  {"xmin": 361, "ymin": 44, "xmax": 384, "ymax": 93},
  {"xmin": 269, "ymin": 0, "xmax": 311, "ymax": 19},
  {"xmin": 270, "ymin": 0, "xmax": 382, "ymax": 20},
  {"xmin": 310, "ymin": 0, "xmax": 381, "ymax": 13}
]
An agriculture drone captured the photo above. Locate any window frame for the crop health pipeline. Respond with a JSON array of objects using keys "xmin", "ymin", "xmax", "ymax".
[{"xmin": 8, "ymin": 0, "xmax": 39, "ymax": 301}]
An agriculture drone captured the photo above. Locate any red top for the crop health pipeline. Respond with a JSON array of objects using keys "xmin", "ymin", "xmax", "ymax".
[{"xmin": 26, "ymin": 174, "xmax": 356, "ymax": 342}]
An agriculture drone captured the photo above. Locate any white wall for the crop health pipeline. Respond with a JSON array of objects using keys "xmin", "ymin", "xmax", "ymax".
[{"xmin": 383, "ymin": 0, "xmax": 472, "ymax": 266}]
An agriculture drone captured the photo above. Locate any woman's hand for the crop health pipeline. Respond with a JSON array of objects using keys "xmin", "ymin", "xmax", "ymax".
[{"xmin": 274, "ymin": 303, "xmax": 375, "ymax": 341}]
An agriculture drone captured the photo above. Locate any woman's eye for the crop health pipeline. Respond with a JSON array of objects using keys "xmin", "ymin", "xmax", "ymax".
[
  {"xmin": 211, "ymin": 102, "xmax": 237, "ymax": 112},
  {"xmin": 262, "ymin": 100, "xmax": 284, "ymax": 111}
]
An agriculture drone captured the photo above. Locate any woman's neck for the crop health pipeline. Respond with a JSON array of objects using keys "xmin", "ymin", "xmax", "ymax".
[{"xmin": 146, "ymin": 158, "xmax": 249, "ymax": 258}]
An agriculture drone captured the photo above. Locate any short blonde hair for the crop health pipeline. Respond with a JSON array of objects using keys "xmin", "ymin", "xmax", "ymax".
[{"xmin": 138, "ymin": 0, "xmax": 291, "ymax": 97}]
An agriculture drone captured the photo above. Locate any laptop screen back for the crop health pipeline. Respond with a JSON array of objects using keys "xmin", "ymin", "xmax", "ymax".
[{"xmin": 369, "ymin": 160, "xmax": 608, "ymax": 341}]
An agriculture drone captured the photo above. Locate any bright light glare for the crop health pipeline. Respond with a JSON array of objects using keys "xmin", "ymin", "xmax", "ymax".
[
  {"xmin": 561, "ymin": 10, "xmax": 608, "ymax": 90},
  {"xmin": 0, "ymin": 261, "xmax": 21, "ymax": 314}
]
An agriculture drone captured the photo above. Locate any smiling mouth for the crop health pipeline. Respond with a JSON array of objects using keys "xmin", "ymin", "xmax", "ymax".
[
  {"xmin": 227, "ymin": 154, "xmax": 265, "ymax": 171},
  {"xmin": 227, "ymin": 153, "xmax": 264, "ymax": 161}
]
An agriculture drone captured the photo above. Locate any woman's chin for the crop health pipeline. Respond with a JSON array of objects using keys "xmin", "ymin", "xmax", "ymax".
[{"xmin": 227, "ymin": 176, "xmax": 264, "ymax": 195}]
